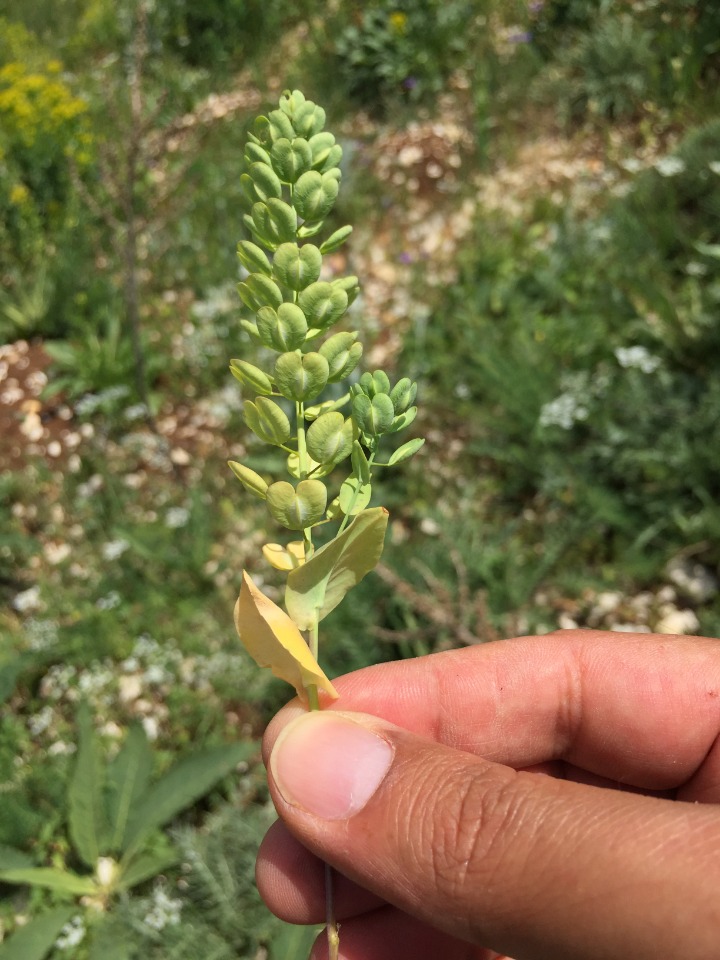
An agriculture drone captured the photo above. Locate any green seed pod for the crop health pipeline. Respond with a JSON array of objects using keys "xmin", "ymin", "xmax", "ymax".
[
  {"xmin": 248, "ymin": 162, "xmax": 282, "ymax": 201},
  {"xmin": 243, "ymin": 397, "xmax": 291, "ymax": 446},
  {"xmin": 250, "ymin": 199, "xmax": 297, "ymax": 248},
  {"xmin": 389, "ymin": 377, "xmax": 417, "ymax": 414},
  {"xmin": 389, "ymin": 406, "xmax": 418, "ymax": 433},
  {"xmin": 229, "ymin": 359, "xmax": 274, "ymax": 395},
  {"xmin": 237, "ymin": 240, "xmax": 272, "ymax": 276},
  {"xmin": 267, "ymin": 479, "xmax": 327, "ymax": 530},
  {"xmin": 228, "ymin": 461, "xmax": 269, "ymax": 499},
  {"xmin": 387, "ymin": 438, "xmax": 425, "ymax": 465},
  {"xmin": 268, "ymin": 109, "xmax": 295, "ymax": 141},
  {"xmin": 352, "ymin": 392, "xmax": 395, "ymax": 436},
  {"xmin": 319, "ymin": 332, "xmax": 363, "ymax": 382},
  {"xmin": 290, "ymin": 101, "xmax": 326, "ymax": 138},
  {"xmin": 293, "ymin": 170, "xmax": 339, "ymax": 222},
  {"xmin": 244, "ymin": 142, "xmax": 271, "ymax": 166},
  {"xmin": 298, "ymin": 281, "xmax": 348, "ymax": 332},
  {"xmin": 320, "ymin": 225, "xmax": 353, "ymax": 254},
  {"xmin": 306, "ymin": 412, "xmax": 353, "ymax": 465},
  {"xmin": 273, "ymin": 243, "xmax": 322, "ymax": 291},
  {"xmin": 274, "ymin": 351, "xmax": 329, "ymax": 402},
  {"xmin": 256, "ymin": 303, "xmax": 308, "ymax": 352},
  {"xmin": 372, "ymin": 370, "xmax": 391, "ymax": 395},
  {"xmin": 270, "ymin": 137, "xmax": 313, "ymax": 184},
  {"xmin": 308, "ymin": 132, "xmax": 337, "ymax": 169},
  {"xmin": 237, "ymin": 274, "xmax": 283, "ymax": 313}
]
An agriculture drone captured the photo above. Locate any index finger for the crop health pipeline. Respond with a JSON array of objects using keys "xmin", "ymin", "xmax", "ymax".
[{"xmin": 265, "ymin": 630, "xmax": 720, "ymax": 791}]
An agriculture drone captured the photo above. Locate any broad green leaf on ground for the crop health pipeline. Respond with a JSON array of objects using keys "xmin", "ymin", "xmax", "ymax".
[
  {"xmin": 117, "ymin": 836, "xmax": 178, "ymax": 891},
  {"xmin": 285, "ymin": 507, "xmax": 388, "ymax": 631},
  {"xmin": 235, "ymin": 571, "xmax": 338, "ymax": 702},
  {"xmin": 68, "ymin": 703, "xmax": 106, "ymax": 868},
  {"xmin": 0, "ymin": 906, "xmax": 75, "ymax": 960},
  {"xmin": 106, "ymin": 724, "xmax": 153, "ymax": 853},
  {"xmin": 0, "ymin": 845, "xmax": 33, "ymax": 870},
  {"xmin": 0, "ymin": 868, "xmax": 96, "ymax": 896},
  {"xmin": 121, "ymin": 741, "xmax": 254, "ymax": 855}
]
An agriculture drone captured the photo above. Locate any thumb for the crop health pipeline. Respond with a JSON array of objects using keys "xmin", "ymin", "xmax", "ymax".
[{"xmin": 267, "ymin": 710, "xmax": 720, "ymax": 960}]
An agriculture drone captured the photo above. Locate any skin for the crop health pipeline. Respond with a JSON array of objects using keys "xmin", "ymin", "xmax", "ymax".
[{"xmin": 256, "ymin": 629, "xmax": 720, "ymax": 960}]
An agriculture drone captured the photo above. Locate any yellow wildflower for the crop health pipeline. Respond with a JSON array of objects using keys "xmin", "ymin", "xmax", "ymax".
[{"xmin": 389, "ymin": 11, "xmax": 407, "ymax": 33}]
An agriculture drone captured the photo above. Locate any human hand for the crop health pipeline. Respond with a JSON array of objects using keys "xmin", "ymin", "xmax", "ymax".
[{"xmin": 256, "ymin": 629, "xmax": 720, "ymax": 959}]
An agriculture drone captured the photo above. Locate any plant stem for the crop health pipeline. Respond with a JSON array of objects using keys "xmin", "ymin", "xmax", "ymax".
[
  {"xmin": 338, "ymin": 450, "xmax": 376, "ymax": 535},
  {"xmin": 304, "ymin": 680, "xmax": 340, "ymax": 960}
]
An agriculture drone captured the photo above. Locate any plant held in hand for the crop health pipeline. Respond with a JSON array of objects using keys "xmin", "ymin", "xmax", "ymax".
[{"xmin": 229, "ymin": 89, "xmax": 424, "ymax": 956}]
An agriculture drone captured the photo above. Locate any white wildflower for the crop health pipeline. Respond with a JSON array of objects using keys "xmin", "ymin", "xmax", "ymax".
[
  {"xmin": 55, "ymin": 916, "xmax": 86, "ymax": 950},
  {"xmin": 538, "ymin": 393, "xmax": 589, "ymax": 430},
  {"xmin": 96, "ymin": 591, "xmax": 122, "ymax": 611},
  {"xmin": 101, "ymin": 539, "xmax": 130, "ymax": 561},
  {"xmin": 614, "ymin": 345, "xmax": 661, "ymax": 374},
  {"xmin": 654, "ymin": 155, "xmax": 685, "ymax": 177},
  {"xmin": 28, "ymin": 706, "xmax": 55, "ymax": 737},
  {"xmin": 708, "ymin": 161, "xmax": 720, "ymax": 175},
  {"xmin": 13, "ymin": 585, "xmax": 42, "ymax": 613},
  {"xmin": 24, "ymin": 618, "xmax": 59, "ymax": 651},
  {"xmin": 165, "ymin": 506, "xmax": 190, "ymax": 528},
  {"xmin": 143, "ymin": 886, "xmax": 183, "ymax": 931}
]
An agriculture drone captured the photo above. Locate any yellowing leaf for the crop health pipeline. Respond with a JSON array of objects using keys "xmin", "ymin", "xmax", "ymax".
[
  {"xmin": 234, "ymin": 571, "xmax": 338, "ymax": 702},
  {"xmin": 262, "ymin": 541, "xmax": 306, "ymax": 571}
]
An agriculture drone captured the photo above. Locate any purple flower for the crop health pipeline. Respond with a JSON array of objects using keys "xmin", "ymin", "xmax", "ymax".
[
  {"xmin": 509, "ymin": 30, "xmax": 533, "ymax": 44},
  {"xmin": 398, "ymin": 251, "xmax": 413, "ymax": 264},
  {"xmin": 402, "ymin": 76, "xmax": 418, "ymax": 90}
]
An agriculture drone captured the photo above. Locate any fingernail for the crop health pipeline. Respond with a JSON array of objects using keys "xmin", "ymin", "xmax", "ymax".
[{"xmin": 270, "ymin": 712, "xmax": 394, "ymax": 820}]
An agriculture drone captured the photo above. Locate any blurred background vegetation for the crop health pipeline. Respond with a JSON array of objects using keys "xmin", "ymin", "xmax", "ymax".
[{"xmin": 1, "ymin": 0, "xmax": 719, "ymax": 956}]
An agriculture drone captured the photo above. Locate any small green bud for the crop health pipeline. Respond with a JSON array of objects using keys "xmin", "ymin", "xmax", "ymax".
[
  {"xmin": 243, "ymin": 396, "xmax": 291, "ymax": 446},
  {"xmin": 228, "ymin": 461, "xmax": 269, "ymax": 499},
  {"xmin": 389, "ymin": 377, "xmax": 417, "ymax": 414},
  {"xmin": 229, "ymin": 359, "xmax": 274, "ymax": 395}
]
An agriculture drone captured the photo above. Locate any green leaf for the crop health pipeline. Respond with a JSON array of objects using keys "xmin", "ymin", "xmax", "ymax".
[
  {"xmin": 339, "ymin": 476, "xmax": 372, "ymax": 515},
  {"xmin": 68, "ymin": 703, "xmax": 106, "ymax": 868},
  {"xmin": 351, "ymin": 440, "xmax": 371, "ymax": 483},
  {"xmin": 267, "ymin": 479, "xmax": 328, "ymax": 530},
  {"xmin": 293, "ymin": 170, "xmax": 339, "ymax": 222},
  {"xmin": 87, "ymin": 917, "xmax": 134, "ymax": 960},
  {"xmin": 298, "ymin": 281, "xmax": 348, "ymax": 331},
  {"xmin": 105, "ymin": 724, "xmax": 154, "ymax": 853},
  {"xmin": 269, "ymin": 921, "xmax": 322, "ymax": 960},
  {"xmin": 305, "ymin": 393, "xmax": 350, "ymax": 420},
  {"xmin": 273, "ymin": 243, "xmax": 322, "ymax": 290},
  {"xmin": 230, "ymin": 359, "xmax": 274, "ymax": 395},
  {"xmin": 229, "ymin": 461, "xmax": 269, "ymax": 500},
  {"xmin": 244, "ymin": 397, "xmax": 292, "ymax": 446},
  {"xmin": 0, "ymin": 868, "xmax": 96, "ymax": 896},
  {"xmin": 0, "ymin": 845, "xmax": 33, "ymax": 870},
  {"xmin": 122, "ymin": 742, "xmax": 254, "ymax": 855},
  {"xmin": 319, "ymin": 224, "xmax": 352, "ymax": 254},
  {"xmin": 387, "ymin": 437, "xmax": 425, "ymax": 465},
  {"xmin": 286, "ymin": 507, "xmax": 388, "ymax": 629},
  {"xmin": 270, "ymin": 138, "xmax": 312, "ymax": 183},
  {"xmin": 237, "ymin": 274, "xmax": 283, "ymax": 313},
  {"xmin": 274, "ymin": 351, "xmax": 329, "ymax": 402},
  {"xmin": 306, "ymin": 412, "xmax": 353, "ymax": 465},
  {"xmin": 237, "ymin": 240, "xmax": 272, "ymax": 275},
  {"xmin": 117, "ymin": 836, "xmax": 178, "ymax": 891},
  {"xmin": 0, "ymin": 655, "xmax": 29, "ymax": 706},
  {"xmin": 0, "ymin": 907, "xmax": 75, "ymax": 960}
]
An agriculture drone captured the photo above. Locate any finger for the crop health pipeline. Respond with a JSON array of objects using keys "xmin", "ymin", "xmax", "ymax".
[
  {"xmin": 268, "ymin": 709, "xmax": 720, "ymax": 960},
  {"xmin": 257, "ymin": 819, "xmax": 384, "ymax": 923},
  {"xmin": 309, "ymin": 904, "xmax": 496, "ymax": 960},
  {"xmin": 264, "ymin": 630, "xmax": 720, "ymax": 790}
]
